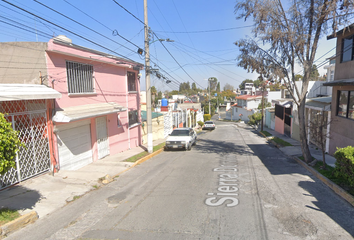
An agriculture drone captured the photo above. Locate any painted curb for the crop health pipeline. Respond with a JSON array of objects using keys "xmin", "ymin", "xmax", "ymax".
[
  {"xmin": 291, "ymin": 156, "xmax": 354, "ymax": 208},
  {"xmin": 113, "ymin": 148, "xmax": 165, "ymax": 178},
  {"xmin": 0, "ymin": 211, "xmax": 38, "ymax": 237}
]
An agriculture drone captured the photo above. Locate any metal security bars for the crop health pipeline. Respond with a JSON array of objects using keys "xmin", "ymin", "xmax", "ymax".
[
  {"xmin": 0, "ymin": 100, "xmax": 51, "ymax": 190},
  {"xmin": 66, "ymin": 61, "xmax": 94, "ymax": 94}
]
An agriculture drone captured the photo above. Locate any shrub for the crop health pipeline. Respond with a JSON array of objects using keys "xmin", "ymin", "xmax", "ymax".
[
  {"xmin": 0, "ymin": 113, "xmax": 23, "ymax": 175},
  {"xmin": 204, "ymin": 114, "xmax": 211, "ymax": 121},
  {"xmin": 248, "ymin": 112, "xmax": 262, "ymax": 126},
  {"xmin": 334, "ymin": 146, "xmax": 354, "ymax": 187},
  {"xmin": 197, "ymin": 121, "xmax": 204, "ymax": 127}
]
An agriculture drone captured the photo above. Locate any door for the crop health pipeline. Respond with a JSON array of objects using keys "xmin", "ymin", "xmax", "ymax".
[
  {"xmin": 57, "ymin": 122, "xmax": 93, "ymax": 170},
  {"xmin": 96, "ymin": 116, "xmax": 110, "ymax": 159}
]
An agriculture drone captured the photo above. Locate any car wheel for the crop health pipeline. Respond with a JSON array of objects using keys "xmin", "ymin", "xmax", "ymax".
[{"xmin": 187, "ymin": 143, "xmax": 192, "ymax": 151}]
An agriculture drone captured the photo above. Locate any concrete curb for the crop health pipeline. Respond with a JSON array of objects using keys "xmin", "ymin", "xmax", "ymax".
[
  {"xmin": 113, "ymin": 148, "xmax": 165, "ymax": 178},
  {"xmin": 291, "ymin": 156, "xmax": 354, "ymax": 208},
  {"xmin": 0, "ymin": 211, "xmax": 38, "ymax": 238}
]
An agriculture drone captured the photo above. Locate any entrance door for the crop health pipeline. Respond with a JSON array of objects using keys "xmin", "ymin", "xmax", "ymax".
[{"xmin": 96, "ymin": 116, "xmax": 110, "ymax": 159}]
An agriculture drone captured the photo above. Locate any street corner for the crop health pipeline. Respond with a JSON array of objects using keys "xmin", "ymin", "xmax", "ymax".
[{"xmin": 0, "ymin": 211, "xmax": 38, "ymax": 238}]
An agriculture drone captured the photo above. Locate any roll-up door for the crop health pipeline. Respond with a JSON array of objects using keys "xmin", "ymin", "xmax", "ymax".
[{"xmin": 57, "ymin": 121, "xmax": 92, "ymax": 170}]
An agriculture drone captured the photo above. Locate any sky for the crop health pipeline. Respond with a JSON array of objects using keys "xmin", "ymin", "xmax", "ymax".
[{"xmin": 0, "ymin": 0, "xmax": 336, "ymax": 92}]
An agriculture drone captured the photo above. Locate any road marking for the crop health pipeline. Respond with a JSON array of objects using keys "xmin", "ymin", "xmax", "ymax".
[{"xmin": 205, "ymin": 159, "xmax": 240, "ymax": 207}]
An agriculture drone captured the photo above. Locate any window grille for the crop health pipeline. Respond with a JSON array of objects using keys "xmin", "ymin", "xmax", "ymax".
[
  {"xmin": 128, "ymin": 72, "xmax": 136, "ymax": 92},
  {"xmin": 66, "ymin": 61, "xmax": 94, "ymax": 93}
]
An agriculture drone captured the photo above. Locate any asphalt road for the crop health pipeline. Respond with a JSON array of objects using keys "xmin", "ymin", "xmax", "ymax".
[{"xmin": 6, "ymin": 121, "xmax": 354, "ymax": 239}]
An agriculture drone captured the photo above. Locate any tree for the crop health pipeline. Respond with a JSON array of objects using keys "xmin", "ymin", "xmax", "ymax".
[
  {"xmin": 221, "ymin": 89, "xmax": 236, "ymax": 99},
  {"xmin": 216, "ymin": 82, "xmax": 221, "ymax": 92},
  {"xmin": 239, "ymin": 79, "xmax": 253, "ymax": 90},
  {"xmin": 223, "ymin": 83, "xmax": 234, "ymax": 91},
  {"xmin": 208, "ymin": 77, "xmax": 218, "ymax": 91},
  {"xmin": 234, "ymin": 0, "xmax": 353, "ymax": 163},
  {"xmin": 257, "ymin": 101, "xmax": 271, "ymax": 109},
  {"xmin": 248, "ymin": 112, "xmax": 262, "ymax": 126},
  {"xmin": 310, "ymin": 64, "xmax": 320, "ymax": 81},
  {"xmin": 308, "ymin": 110, "xmax": 332, "ymax": 169},
  {"xmin": 294, "ymin": 74, "xmax": 303, "ymax": 81},
  {"xmin": 192, "ymin": 82, "xmax": 197, "ymax": 91},
  {"xmin": 0, "ymin": 113, "xmax": 23, "ymax": 175}
]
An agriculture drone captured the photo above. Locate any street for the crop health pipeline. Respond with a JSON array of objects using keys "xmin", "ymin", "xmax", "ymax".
[{"xmin": 6, "ymin": 121, "xmax": 354, "ymax": 240}]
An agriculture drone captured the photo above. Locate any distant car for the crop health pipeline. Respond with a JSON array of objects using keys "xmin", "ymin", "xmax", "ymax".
[
  {"xmin": 165, "ymin": 128, "xmax": 197, "ymax": 151},
  {"xmin": 203, "ymin": 121, "xmax": 216, "ymax": 130}
]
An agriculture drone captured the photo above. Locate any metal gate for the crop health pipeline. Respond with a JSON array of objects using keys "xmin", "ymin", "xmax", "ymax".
[{"xmin": 0, "ymin": 100, "xmax": 51, "ymax": 190}]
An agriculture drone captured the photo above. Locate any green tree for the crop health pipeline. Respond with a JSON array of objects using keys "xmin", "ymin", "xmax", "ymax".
[
  {"xmin": 216, "ymin": 82, "xmax": 221, "ymax": 92},
  {"xmin": 223, "ymin": 83, "xmax": 234, "ymax": 91},
  {"xmin": 310, "ymin": 64, "xmax": 320, "ymax": 81},
  {"xmin": 234, "ymin": 0, "xmax": 353, "ymax": 163},
  {"xmin": 221, "ymin": 90, "xmax": 236, "ymax": 99},
  {"xmin": 248, "ymin": 112, "xmax": 262, "ymax": 126},
  {"xmin": 0, "ymin": 113, "xmax": 23, "ymax": 175},
  {"xmin": 208, "ymin": 77, "xmax": 218, "ymax": 91},
  {"xmin": 239, "ymin": 79, "xmax": 253, "ymax": 90},
  {"xmin": 294, "ymin": 74, "xmax": 303, "ymax": 81},
  {"xmin": 257, "ymin": 101, "xmax": 271, "ymax": 109},
  {"xmin": 192, "ymin": 82, "xmax": 197, "ymax": 91}
]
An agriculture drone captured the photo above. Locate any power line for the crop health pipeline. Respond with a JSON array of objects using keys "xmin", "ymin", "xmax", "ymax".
[
  {"xmin": 34, "ymin": 0, "xmax": 139, "ymax": 54},
  {"xmin": 2, "ymin": 0, "xmax": 138, "ymax": 63},
  {"xmin": 154, "ymin": 25, "xmax": 254, "ymax": 34}
]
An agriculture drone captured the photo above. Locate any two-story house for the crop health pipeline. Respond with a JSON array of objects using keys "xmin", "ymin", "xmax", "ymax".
[
  {"xmin": 0, "ymin": 35, "xmax": 143, "ymax": 189},
  {"xmin": 324, "ymin": 25, "xmax": 354, "ymax": 155}
]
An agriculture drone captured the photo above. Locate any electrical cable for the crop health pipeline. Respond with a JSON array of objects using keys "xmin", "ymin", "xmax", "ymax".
[
  {"xmin": 1, "ymin": 0, "xmax": 138, "ymax": 63},
  {"xmin": 34, "ymin": 0, "xmax": 139, "ymax": 54}
]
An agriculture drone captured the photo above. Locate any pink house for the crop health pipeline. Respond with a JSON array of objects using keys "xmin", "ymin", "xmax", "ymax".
[{"xmin": 47, "ymin": 36, "xmax": 143, "ymax": 171}]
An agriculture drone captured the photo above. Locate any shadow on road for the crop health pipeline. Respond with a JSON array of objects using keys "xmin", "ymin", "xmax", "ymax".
[
  {"xmin": 247, "ymin": 143, "xmax": 354, "ymax": 238},
  {"xmin": 195, "ymin": 138, "xmax": 255, "ymax": 156}
]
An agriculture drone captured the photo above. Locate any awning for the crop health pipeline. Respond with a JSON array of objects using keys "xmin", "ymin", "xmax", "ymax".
[
  {"xmin": 0, "ymin": 84, "xmax": 61, "ymax": 101},
  {"xmin": 53, "ymin": 102, "xmax": 127, "ymax": 123},
  {"xmin": 141, "ymin": 110, "xmax": 163, "ymax": 121},
  {"xmin": 305, "ymin": 97, "xmax": 332, "ymax": 111},
  {"xmin": 323, "ymin": 79, "xmax": 354, "ymax": 86}
]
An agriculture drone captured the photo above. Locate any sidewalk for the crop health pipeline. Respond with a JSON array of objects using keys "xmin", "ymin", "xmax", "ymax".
[
  {"xmin": 0, "ymin": 138, "xmax": 166, "ymax": 219},
  {"xmin": 258, "ymin": 125, "xmax": 337, "ymax": 167}
]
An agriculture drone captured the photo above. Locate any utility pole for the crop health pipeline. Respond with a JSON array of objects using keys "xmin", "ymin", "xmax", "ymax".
[
  {"xmin": 208, "ymin": 79, "xmax": 211, "ymax": 115},
  {"xmin": 144, "ymin": 0, "xmax": 152, "ymax": 153}
]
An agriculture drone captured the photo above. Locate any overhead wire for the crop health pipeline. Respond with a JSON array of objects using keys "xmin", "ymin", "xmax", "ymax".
[
  {"xmin": 111, "ymin": 0, "xmax": 203, "ymax": 89},
  {"xmin": 1, "ymin": 0, "xmax": 138, "ymax": 63},
  {"xmin": 34, "ymin": 0, "xmax": 139, "ymax": 54}
]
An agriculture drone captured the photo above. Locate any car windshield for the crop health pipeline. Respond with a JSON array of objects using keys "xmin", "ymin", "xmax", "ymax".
[
  {"xmin": 170, "ymin": 130, "xmax": 190, "ymax": 136},
  {"xmin": 205, "ymin": 121, "xmax": 214, "ymax": 124}
]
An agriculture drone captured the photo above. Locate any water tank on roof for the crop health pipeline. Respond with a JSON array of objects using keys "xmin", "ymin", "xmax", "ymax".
[{"xmin": 161, "ymin": 98, "xmax": 168, "ymax": 106}]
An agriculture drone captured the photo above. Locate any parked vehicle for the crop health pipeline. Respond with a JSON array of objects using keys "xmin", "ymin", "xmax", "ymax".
[
  {"xmin": 203, "ymin": 121, "xmax": 216, "ymax": 130},
  {"xmin": 165, "ymin": 128, "xmax": 197, "ymax": 151}
]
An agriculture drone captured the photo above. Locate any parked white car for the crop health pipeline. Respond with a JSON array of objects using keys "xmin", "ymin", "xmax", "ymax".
[{"xmin": 165, "ymin": 128, "xmax": 197, "ymax": 151}]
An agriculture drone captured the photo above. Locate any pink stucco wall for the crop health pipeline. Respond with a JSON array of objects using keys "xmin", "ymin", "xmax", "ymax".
[
  {"xmin": 274, "ymin": 116, "xmax": 284, "ymax": 135},
  {"xmin": 46, "ymin": 39, "xmax": 142, "ymax": 160}
]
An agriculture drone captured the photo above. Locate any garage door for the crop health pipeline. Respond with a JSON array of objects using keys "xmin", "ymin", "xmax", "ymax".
[{"xmin": 57, "ymin": 122, "xmax": 93, "ymax": 170}]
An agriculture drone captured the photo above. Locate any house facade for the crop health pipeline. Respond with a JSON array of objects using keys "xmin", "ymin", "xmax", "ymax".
[
  {"xmin": 324, "ymin": 26, "xmax": 354, "ymax": 155},
  {"xmin": 0, "ymin": 35, "xmax": 143, "ymax": 185},
  {"xmin": 47, "ymin": 36, "xmax": 143, "ymax": 170}
]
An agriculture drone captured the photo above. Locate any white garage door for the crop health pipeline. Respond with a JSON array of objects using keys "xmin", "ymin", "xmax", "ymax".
[{"xmin": 57, "ymin": 122, "xmax": 93, "ymax": 170}]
